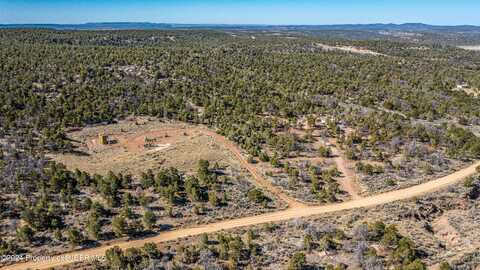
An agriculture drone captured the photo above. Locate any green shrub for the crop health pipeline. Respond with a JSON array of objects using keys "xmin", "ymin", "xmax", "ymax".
[
  {"xmin": 67, "ymin": 228, "xmax": 84, "ymax": 246},
  {"xmin": 318, "ymin": 146, "xmax": 332, "ymax": 157},
  {"xmin": 439, "ymin": 262, "xmax": 452, "ymax": 270},
  {"xmin": 247, "ymin": 189, "xmax": 269, "ymax": 205},
  {"xmin": 287, "ymin": 252, "xmax": 306, "ymax": 270},
  {"xmin": 16, "ymin": 225, "xmax": 34, "ymax": 243}
]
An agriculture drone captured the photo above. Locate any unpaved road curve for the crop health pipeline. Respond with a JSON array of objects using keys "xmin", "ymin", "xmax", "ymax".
[{"xmin": 4, "ymin": 161, "xmax": 480, "ymax": 270}]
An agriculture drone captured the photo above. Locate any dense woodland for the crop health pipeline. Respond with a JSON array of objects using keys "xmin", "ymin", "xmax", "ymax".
[
  {"xmin": 1, "ymin": 29, "xmax": 480, "ymax": 154},
  {"xmin": 1, "ymin": 29, "xmax": 480, "ymax": 269}
]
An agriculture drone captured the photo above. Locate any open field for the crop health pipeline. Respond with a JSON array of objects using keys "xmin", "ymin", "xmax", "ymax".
[
  {"xmin": 315, "ymin": 43, "xmax": 386, "ymax": 56},
  {"xmin": 458, "ymin": 45, "xmax": 480, "ymax": 51},
  {"xmin": 51, "ymin": 118, "xmax": 235, "ymax": 175}
]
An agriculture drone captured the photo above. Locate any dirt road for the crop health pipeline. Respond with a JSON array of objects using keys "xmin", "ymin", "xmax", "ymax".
[
  {"xmin": 5, "ymin": 159, "xmax": 480, "ymax": 270},
  {"xmin": 332, "ymin": 151, "xmax": 362, "ymax": 200},
  {"xmin": 200, "ymin": 129, "xmax": 305, "ymax": 208},
  {"xmin": 328, "ymin": 140, "xmax": 362, "ymax": 200}
]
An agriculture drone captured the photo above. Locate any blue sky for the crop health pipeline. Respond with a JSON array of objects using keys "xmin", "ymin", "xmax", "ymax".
[{"xmin": 1, "ymin": 0, "xmax": 479, "ymax": 25}]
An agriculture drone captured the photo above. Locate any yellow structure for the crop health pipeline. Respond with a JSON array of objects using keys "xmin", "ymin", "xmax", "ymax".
[{"xmin": 99, "ymin": 133, "xmax": 108, "ymax": 145}]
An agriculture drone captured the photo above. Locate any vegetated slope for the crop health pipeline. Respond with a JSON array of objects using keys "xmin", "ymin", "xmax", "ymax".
[{"xmin": 3, "ymin": 161, "xmax": 479, "ymax": 270}]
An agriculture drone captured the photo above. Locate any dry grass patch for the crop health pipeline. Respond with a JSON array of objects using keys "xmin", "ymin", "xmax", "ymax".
[{"xmin": 51, "ymin": 118, "xmax": 237, "ymax": 176}]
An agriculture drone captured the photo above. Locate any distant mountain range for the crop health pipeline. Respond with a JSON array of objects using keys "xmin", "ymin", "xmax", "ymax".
[{"xmin": 1, "ymin": 22, "xmax": 480, "ymax": 32}]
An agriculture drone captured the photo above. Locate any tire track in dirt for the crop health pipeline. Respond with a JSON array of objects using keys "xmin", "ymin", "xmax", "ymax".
[
  {"xmin": 290, "ymin": 125, "xmax": 362, "ymax": 200},
  {"xmin": 328, "ymin": 141, "xmax": 363, "ymax": 200},
  {"xmin": 199, "ymin": 129, "xmax": 306, "ymax": 208}
]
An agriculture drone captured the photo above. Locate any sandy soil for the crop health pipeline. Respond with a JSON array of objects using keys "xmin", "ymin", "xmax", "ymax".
[
  {"xmin": 329, "ymin": 142, "xmax": 363, "ymax": 200},
  {"xmin": 453, "ymin": 84, "xmax": 479, "ymax": 97},
  {"xmin": 458, "ymin": 45, "xmax": 480, "ymax": 51},
  {"xmin": 432, "ymin": 213, "xmax": 462, "ymax": 248},
  {"xmin": 5, "ymin": 160, "xmax": 479, "ymax": 270},
  {"xmin": 51, "ymin": 121, "xmax": 234, "ymax": 176},
  {"xmin": 316, "ymin": 43, "xmax": 386, "ymax": 56},
  {"xmin": 312, "ymin": 126, "xmax": 363, "ymax": 199}
]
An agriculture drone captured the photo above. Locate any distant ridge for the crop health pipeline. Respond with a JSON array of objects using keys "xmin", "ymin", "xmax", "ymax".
[{"xmin": 1, "ymin": 22, "xmax": 480, "ymax": 32}]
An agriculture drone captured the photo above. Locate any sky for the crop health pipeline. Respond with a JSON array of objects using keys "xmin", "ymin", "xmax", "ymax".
[{"xmin": 1, "ymin": 0, "xmax": 479, "ymax": 25}]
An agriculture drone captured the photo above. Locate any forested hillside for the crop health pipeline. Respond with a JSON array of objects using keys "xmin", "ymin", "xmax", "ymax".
[
  {"xmin": 1, "ymin": 29, "xmax": 480, "ymax": 152},
  {"xmin": 1, "ymin": 29, "xmax": 480, "ymax": 269}
]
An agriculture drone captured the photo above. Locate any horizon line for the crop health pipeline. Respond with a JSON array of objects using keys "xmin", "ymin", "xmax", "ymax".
[{"xmin": 1, "ymin": 21, "xmax": 480, "ymax": 27}]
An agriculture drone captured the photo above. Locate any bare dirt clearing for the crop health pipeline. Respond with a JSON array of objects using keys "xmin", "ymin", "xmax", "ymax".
[
  {"xmin": 51, "ymin": 119, "xmax": 235, "ymax": 176},
  {"xmin": 458, "ymin": 45, "xmax": 480, "ymax": 51},
  {"xmin": 432, "ymin": 213, "xmax": 463, "ymax": 249},
  {"xmin": 453, "ymin": 83, "xmax": 479, "ymax": 97},
  {"xmin": 0, "ymin": 118, "xmax": 295, "ymax": 266},
  {"xmin": 315, "ymin": 43, "xmax": 386, "ymax": 56},
  {"xmin": 329, "ymin": 140, "xmax": 363, "ymax": 200}
]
